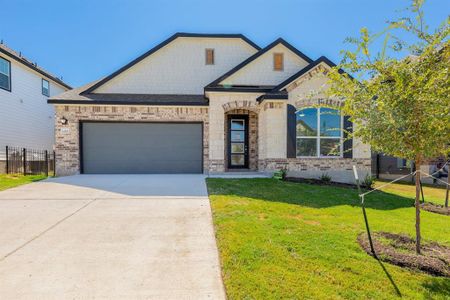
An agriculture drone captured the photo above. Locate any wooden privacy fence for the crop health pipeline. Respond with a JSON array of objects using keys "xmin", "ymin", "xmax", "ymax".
[{"xmin": 5, "ymin": 146, "xmax": 55, "ymax": 176}]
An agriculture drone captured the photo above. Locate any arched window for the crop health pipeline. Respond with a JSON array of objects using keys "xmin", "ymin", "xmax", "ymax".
[{"xmin": 296, "ymin": 107, "xmax": 343, "ymax": 157}]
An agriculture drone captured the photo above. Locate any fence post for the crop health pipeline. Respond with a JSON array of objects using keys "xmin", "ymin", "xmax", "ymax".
[
  {"xmin": 5, "ymin": 146, "xmax": 9, "ymax": 174},
  {"xmin": 45, "ymin": 150, "xmax": 49, "ymax": 177},
  {"xmin": 376, "ymin": 153, "xmax": 380, "ymax": 179},
  {"xmin": 22, "ymin": 148, "xmax": 26, "ymax": 176},
  {"xmin": 53, "ymin": 151, "xmax": 56, "ymax": 177}
]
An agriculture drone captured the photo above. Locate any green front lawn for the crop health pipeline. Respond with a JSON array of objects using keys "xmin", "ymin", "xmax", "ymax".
[
  {"xmin": 0, "ymin": 174, "xmax": 47, "ymax": 191},
  {"xmin": 207, "ymin": 178, "xmax": 450, "ymax": 299},
  {"xmin": 374, "ymin": 180, "xmax": 449, "ymax": 206}
]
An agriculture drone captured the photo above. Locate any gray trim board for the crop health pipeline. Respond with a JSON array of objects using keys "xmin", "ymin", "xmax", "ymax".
[
  {"xmin": 204, "ymin": 86, "xmax": 274, "ymax": 93},
  {"xmin": 48, "ymin": 99, "xmax": 209, "ymax": 106},
  {"xmin": 48, "ymin": 93, "xmax": 209, "ymax": 105},
  {"xmin": 256, "ymin": 93, "xmax": 288, "ymax": 102}
]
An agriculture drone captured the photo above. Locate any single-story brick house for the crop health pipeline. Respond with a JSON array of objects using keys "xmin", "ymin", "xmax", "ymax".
[{"xmin": 48, "ymin": 33, "xmax": 371, "ymax": 183}]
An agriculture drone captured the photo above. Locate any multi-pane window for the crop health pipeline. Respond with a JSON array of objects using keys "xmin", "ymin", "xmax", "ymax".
[
  {"xmin": 42, "ymin": 79, "xmax": 50, "ymax": 96},
  {"xmin": 273, "ymin": 53, "xmax": 284, "ymax": 71},
  {"xmin": 0, "ymin": 57, "xmax": 11, "ymax": 91},
  {"xmin": 296, "ymin": 107, "xmax": 343, "ymax": 157},
  {"xmin": 205, "ymin": 48, "xmax": 214, "ymax": 65}
]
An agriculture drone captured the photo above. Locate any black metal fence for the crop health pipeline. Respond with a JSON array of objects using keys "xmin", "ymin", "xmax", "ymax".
[
  {"xmin": 5, "ymin": 146, "xmax": 55, "ymax": 176},
  {"xmin": 372, "ymin": 152, "xmax": 414, "ymax": 180}
]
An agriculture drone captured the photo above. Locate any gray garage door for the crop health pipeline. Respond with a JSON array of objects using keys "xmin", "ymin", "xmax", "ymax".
[{"xmin": 81, "ymin": 122, "xmax": 203, "ymax": 174}]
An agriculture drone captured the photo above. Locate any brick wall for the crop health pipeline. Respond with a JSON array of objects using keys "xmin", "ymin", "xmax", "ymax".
[
  {"xmin": 259, "ymin": 157, "xmax": 372, "ymax": 184},
  {"xmin": 54, "ymin": 105, "xmax": 208, "ymax": 176}
]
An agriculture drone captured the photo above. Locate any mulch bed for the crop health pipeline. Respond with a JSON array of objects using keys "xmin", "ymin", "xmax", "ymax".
[
  {"xmin": 421, "ymin": 202, "xmax": 450, "ymax": 216},
  {"xmin": 285, "ymin": 177, "xmax": 359, "ymax": 189},
  {"xmin": 358, "ymin": 231, "xmax": 450, "ymax": 277}
]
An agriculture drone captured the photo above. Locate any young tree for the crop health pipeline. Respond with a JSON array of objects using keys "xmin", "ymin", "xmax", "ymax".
[{"xmin": 326, "ymin": 0, "xmax": 450, "ymax": 254}]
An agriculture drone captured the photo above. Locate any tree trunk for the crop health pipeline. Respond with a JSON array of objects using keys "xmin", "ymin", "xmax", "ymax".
[{"xmin": 415, "ymin": 160, "xmax": 421, "ymax": 255}]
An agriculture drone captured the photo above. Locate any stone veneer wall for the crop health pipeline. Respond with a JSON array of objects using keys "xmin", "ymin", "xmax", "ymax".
[
  {"xmin": 259, "ymin": 158, "xmax": 372, "ymax": 184},
  {"xmin": 225, "ymin": 109, "xmax": 258, "ymax": 171},
  {"xmin": 54, "ymin": 105, "xmax": 208, "ymax": 176}
]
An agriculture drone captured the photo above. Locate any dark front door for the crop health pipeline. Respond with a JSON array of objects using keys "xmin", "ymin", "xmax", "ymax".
[{"xmin": 227, "ymin": 115, "xmax": 249, "ymax": 169}]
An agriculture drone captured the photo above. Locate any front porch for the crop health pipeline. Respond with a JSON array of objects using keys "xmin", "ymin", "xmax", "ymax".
[{"xmin": 207, "ymin": 95, "xmax": 287, "ymax": 174}]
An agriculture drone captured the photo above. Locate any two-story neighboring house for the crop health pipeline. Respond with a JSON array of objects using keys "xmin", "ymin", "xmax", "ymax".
[
  {"xmin": 48, "ymin": 33, "xmax": 371, "ymax": 183},
  {"xmin": 0, "ymin": 43, "xmax": 71, "ymax": 173}
]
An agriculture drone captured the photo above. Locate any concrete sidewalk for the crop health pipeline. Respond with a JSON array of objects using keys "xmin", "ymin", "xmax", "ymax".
[{"xmin": 0, "ymin": 175, "xmax": 226, "ymax": 299}]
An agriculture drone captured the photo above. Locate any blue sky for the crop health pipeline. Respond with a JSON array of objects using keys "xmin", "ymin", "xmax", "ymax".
[{"xmin": 1, "ymin": 0, "xmax": 448, "ymax": 88}]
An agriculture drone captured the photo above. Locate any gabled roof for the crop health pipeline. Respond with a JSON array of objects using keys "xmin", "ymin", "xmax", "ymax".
[
  {"xmin": 0, "ymin": 43, "xmax": 71, "ymax": 89},
  {"xmin": 205, "ymin": 38, "xmax": 313, "ymax": 91},
  {"xmin": 272, "ymin": 56, "xmax": 352, "ymax": 91},
  {"xmin": 82, "ymin": 32, "xmax": 260, "ymax": 94},
  {"xmin": 47, "ymin": 93, "xmax": 208, "ymax": 106},
  {"xmin": 48, "ymin": 80, "xmax": 208, "ymax": 105}
]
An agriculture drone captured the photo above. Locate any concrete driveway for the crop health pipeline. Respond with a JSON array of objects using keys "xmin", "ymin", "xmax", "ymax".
[{"xmin": 0, "ymin": 175, "xmax": 226, "ymax": 299}]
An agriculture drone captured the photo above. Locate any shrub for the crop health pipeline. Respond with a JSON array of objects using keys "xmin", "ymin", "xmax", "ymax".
[
  {"xmin": 362, "ymin": 174, "xmax": 375, "ymax": 189},
  {"xmin": 273, "ymin": 168, "xmax": 287, "ymax": 180},
  {"xmin": 320, "ymin": 173, "xmax": 332, "ymax": 184}
]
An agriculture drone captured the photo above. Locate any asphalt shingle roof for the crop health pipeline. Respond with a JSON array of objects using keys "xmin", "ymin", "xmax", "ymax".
[{"xmin": 0, "ymin": 43, "xmax": 71, "ymax": 89}]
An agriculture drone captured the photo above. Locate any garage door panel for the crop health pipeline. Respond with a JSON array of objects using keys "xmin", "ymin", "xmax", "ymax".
[{"xmin": 82, "ymin": 123, "xmax": 202, "ymax": 174}]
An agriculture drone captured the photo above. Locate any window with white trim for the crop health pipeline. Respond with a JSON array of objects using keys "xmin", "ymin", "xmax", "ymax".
[
  {"xmin": 42, "ymin": 79, "xmax": 50, "ymax": 96},
  {"xmin": 296, "ymin": 107, "xmax": 343, "ymax": 157},
  {"xmin": 0, "ymin": 57, "xmax": 11, "ymax": 91}
]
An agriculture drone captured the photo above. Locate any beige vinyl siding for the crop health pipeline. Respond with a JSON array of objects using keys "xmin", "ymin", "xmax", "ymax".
[
  {"xmin": 273, "ymin": 53, "xmax": 284, "ymax": 71},
  {"xmin": 94, "ymin": 37, "xmax": 257, "ymax": 94},
  {"xmin": 220, "ymin": 44, "xmax": 309, "ymax": 86}
]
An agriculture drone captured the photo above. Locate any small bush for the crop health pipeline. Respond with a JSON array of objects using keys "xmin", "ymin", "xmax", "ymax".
[
  {"xmin": 273, "ymin": 168, "xmax": 287, "ymax": 180},
  {"xmin": 320, "ymin": 173, "xmax": 332, "ymax": 184},
  {"xmin": 362, "ymin": 174, "xmax": 375, "ymax": 189}
]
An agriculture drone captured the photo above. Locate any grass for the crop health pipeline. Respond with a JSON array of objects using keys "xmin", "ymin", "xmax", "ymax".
[
  {"xmin": 0, "ymin": 174, "xmax": 47, "ymax": 191},
  {"xmin": 374, "ymin": 179, "xmax": 449, "ymax": 206},
  {"xmin": 207, "ymin": 178, "xmax": 450, "ymax": 299}
]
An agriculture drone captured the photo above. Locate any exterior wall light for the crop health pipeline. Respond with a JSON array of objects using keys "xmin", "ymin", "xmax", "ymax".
[{"xmin": 60, "ymin": 117, "xmax": 68, "ymax": 125}]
